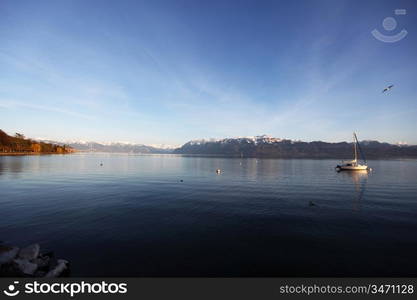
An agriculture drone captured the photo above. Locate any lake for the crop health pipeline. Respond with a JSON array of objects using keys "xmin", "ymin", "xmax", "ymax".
[{"xmin": 1, "ymin": 153, "xmax": 417, "ymax": 276}]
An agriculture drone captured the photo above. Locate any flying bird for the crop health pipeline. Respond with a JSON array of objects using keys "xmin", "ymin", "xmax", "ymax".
[{"xmin": 382, "ymin": 84, "xmax": 394, "ymax": 93}]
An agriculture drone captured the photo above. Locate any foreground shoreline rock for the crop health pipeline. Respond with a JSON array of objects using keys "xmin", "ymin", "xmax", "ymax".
[{"xmin": 0, "ymin": 243, "xmax": 70, "ymax": 277}]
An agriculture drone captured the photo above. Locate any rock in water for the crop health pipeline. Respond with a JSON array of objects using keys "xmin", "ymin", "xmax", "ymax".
[
  {"xmin": 14, "ymin": 258, "xmax": 38, "ymax": 275},
  {"xmin": 1, "ymin": 244, "xmax": 69, "ymax": 277},
  {"xmin": 34, "ymin": 270, "xmax": 46, "ymax": 277},
  {"xmin": 18, "ymin": 244, "xmax": 40, "ymax": 260},
  {"xmin": 0, "ymin": 261, "xmax": 21, "ymax": 276},
  {"xmin": 0, "ymin": 245, "xmax": 19, "ymax": 265},
  {"xmin": 33, "ymin": 255, "xmax": 50, "ymax": 270},
  {"xmin": 45, "ymin": 259, "xmax": 68, "ymax": 278}
]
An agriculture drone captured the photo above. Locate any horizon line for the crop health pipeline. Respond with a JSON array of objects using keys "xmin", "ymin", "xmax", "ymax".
[{"xmin": 2, "ymin": 130, "xmax": 412, "ymax": 148}]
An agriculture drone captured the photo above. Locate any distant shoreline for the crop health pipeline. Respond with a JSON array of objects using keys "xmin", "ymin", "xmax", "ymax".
[
  {"xmin": 0, "ymin": 152, "xmax": 75, "ymax": 156},
  {"xmin": 1, "ymin": 152, "xmax": 416, "ymax": 160}
]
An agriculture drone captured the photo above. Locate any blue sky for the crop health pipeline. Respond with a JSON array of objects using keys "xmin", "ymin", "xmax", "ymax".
[{"xmin": 1, "ymin": 0, "xmax": 416, "ymax": 146}]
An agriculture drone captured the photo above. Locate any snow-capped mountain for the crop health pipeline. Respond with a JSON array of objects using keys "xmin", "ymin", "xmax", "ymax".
[
  {"xmin": 38, "ymin": 140, "xmax": 174, "ymax": 154},
  {"xmin": 35, "ymin": 135, "xmax": 417, "ymax": 158},
  {"xmin": 174, "ymin": 136, "xmax": 417, "ymax": 158},
  {"xmin": 187, "ymin": 135, "xmax": 283, "ymax": 146}
]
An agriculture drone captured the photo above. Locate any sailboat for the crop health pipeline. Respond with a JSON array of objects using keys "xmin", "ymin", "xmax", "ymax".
[{"xmin": 336, "ymin": 133, "xmax": 370, "ymax": 171}]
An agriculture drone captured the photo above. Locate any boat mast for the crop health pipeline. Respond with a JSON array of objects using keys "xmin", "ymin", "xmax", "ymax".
[
  {"xmin": 353, "ymin": 132, "xmax": 367, "ymax": 164},
  {"xmin": 353, "ymin": 132, "xmax": 358, "ymax": 163}
]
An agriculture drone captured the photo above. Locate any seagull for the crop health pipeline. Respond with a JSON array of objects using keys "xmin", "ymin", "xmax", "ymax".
[{"xmin": 382, "ymin": 84, "xmax": 394, "ymax": 93}]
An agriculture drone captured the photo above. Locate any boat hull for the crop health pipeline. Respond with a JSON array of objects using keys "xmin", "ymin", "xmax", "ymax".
[
  {"xmin": 336, "ymin": 133, "xmax": 370, "ymax": 171},
  {"xmin": 336, "ymin": 165, "xmax": 368, "ymax": 171}
]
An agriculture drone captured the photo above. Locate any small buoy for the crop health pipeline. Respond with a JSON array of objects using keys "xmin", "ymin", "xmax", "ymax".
[
  {"xmin": 180, "ymin": 179, "xmax": 183, "ymax": 182},
  {"xmin": 309, "ymin": 201, "xmax": 315, "ymax": 207},
  {"xmin": 216, "ymin": 169, "xmax": 221, "ymax": 174}
]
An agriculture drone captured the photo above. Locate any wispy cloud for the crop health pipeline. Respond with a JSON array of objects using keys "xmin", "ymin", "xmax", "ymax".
[
  {"xmin": 0, "ymin": 99, "xmax": 95, "ymax": 120},
  {"xmin": 1, "ymin": 0, "xmax": 415, "ymax": 144}
]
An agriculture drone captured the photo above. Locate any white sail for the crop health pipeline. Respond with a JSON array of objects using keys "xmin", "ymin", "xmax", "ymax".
[{"xmin": 336, "ymin": 132, "xmax": 369, "ymax": 171}]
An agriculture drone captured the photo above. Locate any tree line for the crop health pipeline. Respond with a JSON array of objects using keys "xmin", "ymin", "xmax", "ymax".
[{"xmin": 0, "ymin": 130, "xmax": 74, "ymax": 154}]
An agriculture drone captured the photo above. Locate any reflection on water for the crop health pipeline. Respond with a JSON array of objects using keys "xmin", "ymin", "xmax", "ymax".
[
  {"xmin": 0, "ymin": 156, "xmax": 24, "ymax": 177},
  {"xmin": 1, "ymin": 154, "xmax": 417, "ymax": 276},
  {"xmin": 338, "ymin": 170, "xmax": 369, "ymax": 211}
]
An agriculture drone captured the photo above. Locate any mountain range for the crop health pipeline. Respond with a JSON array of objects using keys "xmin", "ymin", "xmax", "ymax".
[
  {"xmin": 41, "ymin": 140, "xmax": 174, "ymax": 154},
  {"xmin": 173, "ymin": 135, "xmax": 417, "ymax": 159},
  {"xmin": 8, "ymin": 132, "xmax": 417, "ymax": 158}
]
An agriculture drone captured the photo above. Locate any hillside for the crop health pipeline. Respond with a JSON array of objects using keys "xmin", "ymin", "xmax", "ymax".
[
  {"xmin": 174, "ymin": 135, "xmax": 417, "ymax": 159},
  {"xmin": 0, "ymin": 130, "xmax": 74, "ymax": 154}
]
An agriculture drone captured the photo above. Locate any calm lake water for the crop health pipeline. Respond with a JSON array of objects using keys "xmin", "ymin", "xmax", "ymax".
[{"xmin": 1, "ymin": 153, "xmax": 417, "ymax": 276}]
